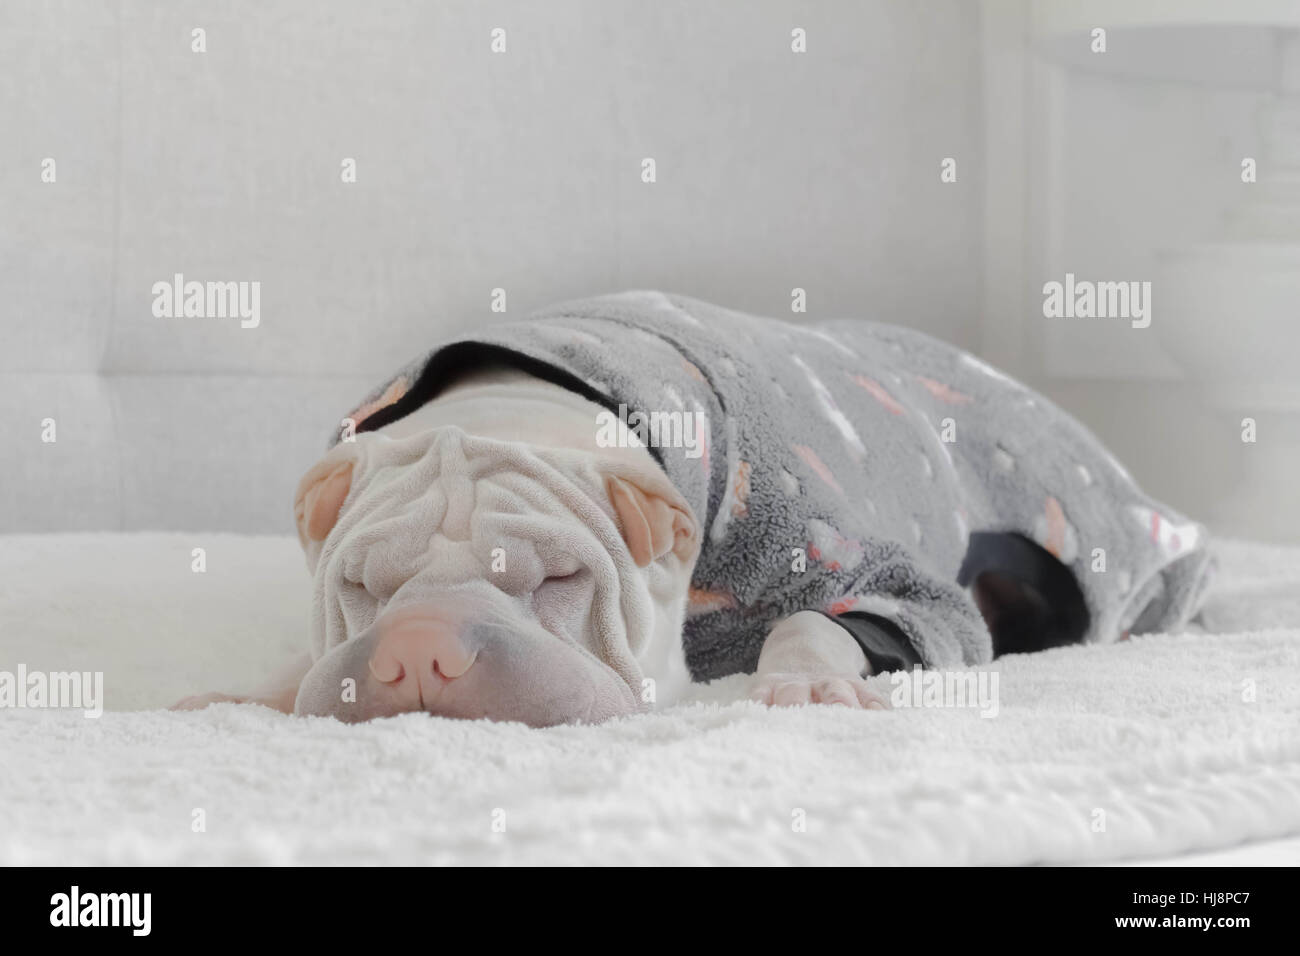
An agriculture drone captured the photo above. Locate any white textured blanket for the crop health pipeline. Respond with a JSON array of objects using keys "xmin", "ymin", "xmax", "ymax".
[{"xmin": 1, "ymin": 533, "xmax": 1297, "ymax": 865}]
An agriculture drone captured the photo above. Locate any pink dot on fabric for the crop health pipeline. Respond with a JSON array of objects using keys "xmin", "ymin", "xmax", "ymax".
[
  {"xmin": 849, "ymin": 374, "xmax": 904, "ymax": 415},
  {"xmin": 827, "ymin": 597, "xmax": 859, "ymax": 616},
  {"xmin": 793, "ymin": 444, "xmax": 844, "ymax": 495},
  {"xmin": 916, "ymin": 376, "xmax": 973, "ymax": 405}
]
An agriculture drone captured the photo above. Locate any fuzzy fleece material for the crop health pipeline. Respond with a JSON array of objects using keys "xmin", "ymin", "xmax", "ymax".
[{"xmin": 335, "ymin": 291, "xmax": 1216, "ymax": 680}]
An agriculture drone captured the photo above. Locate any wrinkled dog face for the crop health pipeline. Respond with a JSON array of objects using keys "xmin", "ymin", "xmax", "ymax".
[{"xmin": 292, "ymin": 425, "xmax": 695, "ymax": 726}]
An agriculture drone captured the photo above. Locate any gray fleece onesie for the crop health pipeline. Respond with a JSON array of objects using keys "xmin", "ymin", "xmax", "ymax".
[{"xmin": 336, "ymin": 291, "xmax": 1215, "ymax": 680}]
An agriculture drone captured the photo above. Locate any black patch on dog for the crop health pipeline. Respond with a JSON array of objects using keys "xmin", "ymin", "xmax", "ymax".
[{"xmin": 957, "ymin": 532, "xmax": 1090, "ymax": 657}]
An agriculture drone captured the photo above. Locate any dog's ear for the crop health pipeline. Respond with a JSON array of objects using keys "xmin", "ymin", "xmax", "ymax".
[
  {"xmin": 293, "ymin": 453, "xmax": 355, "ymax": 549},
  {"xmin": 605, "ymin": 474, "xmax": 697, "ymax": 568}
]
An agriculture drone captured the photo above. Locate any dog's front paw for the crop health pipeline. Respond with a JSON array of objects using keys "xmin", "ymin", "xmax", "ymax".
[
  {"xmin": 749, "ymin": 673, "xmax": 889, "ymax": 710},
  {"xmin": 170, "ymin": 691, "xmax": 249, "ymax": 711}
]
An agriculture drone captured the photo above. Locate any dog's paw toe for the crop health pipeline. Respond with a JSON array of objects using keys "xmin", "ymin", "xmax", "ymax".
[{"xmin": 750, "ymin": 673, "xmax": 889, "ymax": 710}]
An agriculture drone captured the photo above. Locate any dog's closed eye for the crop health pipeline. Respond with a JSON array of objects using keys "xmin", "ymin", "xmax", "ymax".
[
  {"xmin": 534, "ymin": 568, "xmax": 587, "ymax": 600},
  {"xmin": 532, "ymin": 568, "xmax": 592, "ymax": 631}
]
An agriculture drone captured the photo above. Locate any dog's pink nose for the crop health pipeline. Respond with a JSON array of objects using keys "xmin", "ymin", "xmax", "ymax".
[{"xmin": 368, "ymin": 610, "xmax": 477, "ymax": 709}]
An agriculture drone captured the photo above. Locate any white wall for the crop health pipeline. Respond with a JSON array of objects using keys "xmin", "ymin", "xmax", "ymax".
[
  {"xmin": 1, "ymin": 0, "xmax": 984, "ymax": 532},
  {"xmin": 980, "ymin": 0, "xmax": 1300, "ymax": 542}
]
